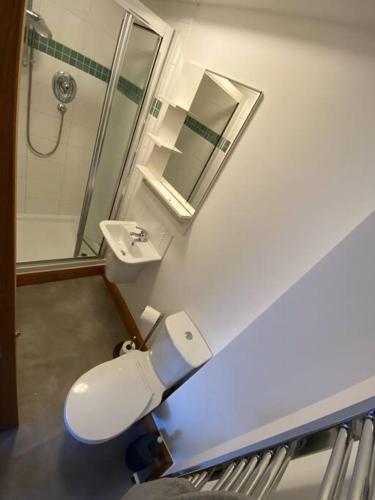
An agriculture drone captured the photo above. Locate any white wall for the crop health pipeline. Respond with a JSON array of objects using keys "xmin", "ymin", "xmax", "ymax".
[
  {"xmin": 119, "ymin": 0, "xmax": 375, "ymax": 355},
  {"xmin": 17, "ymin": 0, "xmax": 123, "ymax": 216},
  {"xmin": 153, "ymin": 211, "xmax": 375, "ymax": 473}
]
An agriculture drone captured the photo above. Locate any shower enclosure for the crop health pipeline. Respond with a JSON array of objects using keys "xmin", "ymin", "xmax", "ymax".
[{"xmin": 16, "ymin": 0, "xmax": 173, "ymax": 269}]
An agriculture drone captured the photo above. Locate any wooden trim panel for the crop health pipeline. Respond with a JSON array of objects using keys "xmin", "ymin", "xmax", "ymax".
[
  {"xmin": 0, "ymin": 0, "xmax": 26, "ymax": 431},
  {"xmin": 17, "ymin": 265, "xmax": 104, "ymax": 286},
  {"xmin": 102, "ymin": 276, "xmax": 145, "ymax": 349},
  {"xmin": 143, "ymin": 415, "xmax": 174, "ymax": 478}
]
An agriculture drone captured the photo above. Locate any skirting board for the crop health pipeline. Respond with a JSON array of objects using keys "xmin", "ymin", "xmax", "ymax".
[
  {"xmin": 102, "ymin": 276, "xmax": 146, "ymax": 350},
  {"xmin": 17, "ymin": 264, "xmax": 105, "ymax": 286}
]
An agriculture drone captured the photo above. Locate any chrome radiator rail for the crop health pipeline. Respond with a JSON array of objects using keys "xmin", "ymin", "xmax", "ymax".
[{"xmin": 176, "ymin": 410, "xmax": 375, "ymax": 499}]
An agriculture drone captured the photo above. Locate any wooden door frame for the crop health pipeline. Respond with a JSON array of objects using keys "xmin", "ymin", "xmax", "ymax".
[{"xmin": 0, "ymin": 0, "xmax": 26, "ymax": 431}]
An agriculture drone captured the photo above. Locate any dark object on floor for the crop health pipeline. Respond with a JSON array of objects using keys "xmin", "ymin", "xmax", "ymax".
[
  {"xmin": 126, "ymin": 432, "xmax": 164, "ymax": 472},
  {"xmin": 123, "ymin": 478, "xmax": 247, "ymax": 499},
  {"xmin": 113, "ymin": 340, "xmax": 125, "ymax": 358}
]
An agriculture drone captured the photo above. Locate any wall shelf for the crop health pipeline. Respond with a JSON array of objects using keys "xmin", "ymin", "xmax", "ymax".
[
  {"xmin": 137, "ymin": 165, "xmax": 194, "ymax": 220},
  {"xmin": 147, "ymin": 132, "xmax": 182, "ymax": 154},
  {"xmin": 205, "ymin": 72, "xmax": 243, "ymax": 103},
  {"xmin": 141, "ymin": 61, "xmax": 227, "ymax": 222},
  {"xmin": 159, "ymin": 96, "xmax": 191, "ymax": 113}
]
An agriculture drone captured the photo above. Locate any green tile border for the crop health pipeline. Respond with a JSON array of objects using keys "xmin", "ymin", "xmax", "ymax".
[
  {"xmin": 150, "ymin": 98, "xmax": 162, "ymax": 118},
  {"xmin": 184, "ymin": 115, "xmax": 231, "ymax": 152},
  {"xmin": 31, "ymin": 32, "xmax": 142, "ymax": 104},
  {"xmin": 31, "ymin": 33, "xmax": 231, "ymax": 151},
  {"xmin": 150, "ymin": 99, "xmax": 231, "ymax": 152}
]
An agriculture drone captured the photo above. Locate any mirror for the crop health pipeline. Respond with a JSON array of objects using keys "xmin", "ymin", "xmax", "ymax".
[{"xmin": 138, "ymin": 64, "xmax": 262, "ymax": 221}]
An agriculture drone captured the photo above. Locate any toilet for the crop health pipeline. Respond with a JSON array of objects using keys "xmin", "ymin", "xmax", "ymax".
[{"xmin": 64, "ymin": 311, "xmax": 212, "ymax": 444}]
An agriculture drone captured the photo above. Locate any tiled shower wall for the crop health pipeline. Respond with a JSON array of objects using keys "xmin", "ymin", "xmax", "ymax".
[{"xmin": 17, "ymin": 0, "xmax": 124, "ymax": 216}]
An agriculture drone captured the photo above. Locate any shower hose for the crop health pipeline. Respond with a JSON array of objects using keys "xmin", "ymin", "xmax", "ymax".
[{"xmin": 26, "ymin": 39, "xmax": 66, "ymax": 158}]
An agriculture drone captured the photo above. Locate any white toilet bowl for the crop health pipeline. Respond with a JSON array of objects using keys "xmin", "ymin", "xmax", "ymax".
[
  {"xmin": 64, "ymin": 311, "xmax": 212, "ymax": 444},
  {"xmin": 64, "ymin": 350, "xmax": 165, "ymax": 444}
]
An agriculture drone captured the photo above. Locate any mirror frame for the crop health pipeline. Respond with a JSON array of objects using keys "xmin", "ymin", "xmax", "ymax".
[{"xmin": 139, "ymin": 68, "xmax": 263, "ymax": 224}]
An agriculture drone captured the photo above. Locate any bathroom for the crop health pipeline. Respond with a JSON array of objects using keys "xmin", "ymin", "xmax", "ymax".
[{"xmin": 1, "ymin": 0, "xmax": 375, "ymax": 498}]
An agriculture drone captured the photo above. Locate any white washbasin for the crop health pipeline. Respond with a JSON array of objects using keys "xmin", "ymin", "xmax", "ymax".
[
  {"xmin": 100, "ymin": 221, "xmax": 161, "ymax": 264},
  {"xmin": 99, "ymin": 221, "xmax": 161, "ymax": 283}
]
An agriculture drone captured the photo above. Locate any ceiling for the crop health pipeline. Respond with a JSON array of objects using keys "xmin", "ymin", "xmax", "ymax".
[{"xmin": 157, "ymin": 0, "xmax": 375, "ymax": 30}]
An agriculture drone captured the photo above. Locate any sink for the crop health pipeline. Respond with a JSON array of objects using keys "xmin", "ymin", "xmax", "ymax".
[{"xmin": 100, "ymin": 221, "xmax": 161, "ymax": 283}]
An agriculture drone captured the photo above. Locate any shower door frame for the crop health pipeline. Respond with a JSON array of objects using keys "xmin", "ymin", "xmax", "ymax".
[
  {"xmin": 73, "ymin": 0, "xmax": 174, "ymax": 259},
  {"xmin": 17, "ymin": 0, "xmax": 174, "ymax": 272}
]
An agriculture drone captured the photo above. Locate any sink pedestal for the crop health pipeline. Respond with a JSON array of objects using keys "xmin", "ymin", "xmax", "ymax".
[{"xmin": 105, "ymin": 248, "xmax": 144, "ymax": 283}]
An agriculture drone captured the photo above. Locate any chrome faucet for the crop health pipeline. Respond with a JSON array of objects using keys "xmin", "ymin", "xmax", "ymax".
[{"xmin": 130, "ymin": 226, "xmax": 148, "ymax": 242}]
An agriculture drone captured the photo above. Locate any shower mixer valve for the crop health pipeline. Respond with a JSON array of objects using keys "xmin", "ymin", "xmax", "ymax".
[{"xmin": 53, "ymin": 71, "xmax": 77, "ymax": 104}]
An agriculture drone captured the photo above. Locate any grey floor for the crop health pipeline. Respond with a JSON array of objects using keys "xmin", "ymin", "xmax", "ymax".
[{"xmin": 0, "ymin": 276, "xmax": 147, "ymax": 500}]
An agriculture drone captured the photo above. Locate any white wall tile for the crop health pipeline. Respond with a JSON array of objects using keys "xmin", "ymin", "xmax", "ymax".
[
  {"xmin": 28, "ymin": 79, "xmax": 60, "ymax": 117},
  {"xmin": 27, "ymin": 156, "xmax": 64, "ymax": 181},
  {"xmin": 17, "ymin": 177, "xmax": 26, "ymax": 213},
  {"xmin": 68, "ymin": 122, "xmax": 96, "ymax": 150},
  {"xmin": 62, "ymin": 165, "xmax": 89, "ymax": 187},
  {"xmin": 60, "ymin": 178, "xmax": 86, "ymax": 216},
  {"xmin": 17, "ymin": 99, "xmax": 27, "ymax": 158},
  {"xmin": 28, "ymin": 110, "xmax": 72, "ymax": 145},
  {"xmin": 26, "ymin": 177, "xmax": 61, "ymax": 200},
  {"xmin": 25, "ymin": 197, "xmax": 60, "ymax": 215},
  {"xmin": 70, "ymin": 97, "xmax": 103, "ymax": 131},
  {"xmin": 32, "ymin": 0, "xmax": 41, "ymax": 10},
  {"xmin": 65, "ymin": 144, "xmax": 93, "ymax": 170},
  {"xmin": 33, "ymin": 53, "xmax": 75, "ymax": 86},
  {"xmin": 17, "ymin": 156, "xmax": 27, "ymax": 179},
  {"xmin": 54, "ymin": 0, "xmax": 92, "ymax": 21},
  {"xmin": 61, "ymin": 179, "xmax": 86, "ymax": 202},
  {"xmin": 39, "ymin": 0, "xmax": 87, "ymax": 52},
  {"xmin": 27, "ymin": 138, "xmax": 68, "ymax": 164},
  {"xmin": 75, "ymin": 71, "xmax": 107, "ymax": 107},
  {"xmin": 83, "ymin": 26, "xmax": 117, "ymax": 68},
  {"xmin": 89, "ymin": 0, "xmax": 124, "ymax": 39},
  {"xmin": 18, "ymin": 66, "xmax": 29, "ymax": 108},
  {"xmin": 60, "ymin": 198, "xmax": 84, "ymax": 216}
]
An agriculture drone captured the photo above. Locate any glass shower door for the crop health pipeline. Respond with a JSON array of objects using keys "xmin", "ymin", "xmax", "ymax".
[{"xmin": 75, "ymin": 23, "xmax": 161, "ymax": 257}]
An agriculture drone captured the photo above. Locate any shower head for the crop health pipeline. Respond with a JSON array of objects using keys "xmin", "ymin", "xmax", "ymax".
[{"xmin": 25, "ymin": 9, "xmax": 52, "ymax": 39}]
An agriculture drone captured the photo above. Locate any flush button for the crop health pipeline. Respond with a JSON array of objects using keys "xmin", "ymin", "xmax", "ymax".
[{"xmin": 185, "ymin": 331, "xmax": 193, "ymax": 340}]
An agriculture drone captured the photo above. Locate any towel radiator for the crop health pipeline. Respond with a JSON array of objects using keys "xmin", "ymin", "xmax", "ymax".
[{"xmin": 177, "ymin": 411, "xmax": 375, "ymax": 499}]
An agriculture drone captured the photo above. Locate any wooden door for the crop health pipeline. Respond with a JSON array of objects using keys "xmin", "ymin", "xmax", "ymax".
[{"xmin": 0, "ymin": 0, "xmax": 26, "ymax": 431}]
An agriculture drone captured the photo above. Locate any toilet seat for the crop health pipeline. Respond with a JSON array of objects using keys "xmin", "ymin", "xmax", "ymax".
[{"xmin": 64, "ymin": 353, "xmax": 164, "ymax": 444}]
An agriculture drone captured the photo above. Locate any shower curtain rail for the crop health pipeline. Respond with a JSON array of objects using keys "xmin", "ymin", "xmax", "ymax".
[{"xmin": 161, "ymin": 409, "xmax": 375, "ymax": 499}]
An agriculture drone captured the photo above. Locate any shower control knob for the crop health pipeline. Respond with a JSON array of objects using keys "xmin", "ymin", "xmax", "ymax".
[{"xmin": 53, "ymin": 71, "xmax": 77, "ymax": 104}]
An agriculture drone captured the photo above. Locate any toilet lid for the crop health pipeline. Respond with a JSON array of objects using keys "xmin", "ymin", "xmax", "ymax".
[{"xmin": 65, "ymin": 356, "xmax": 152, "ymax": 444}]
